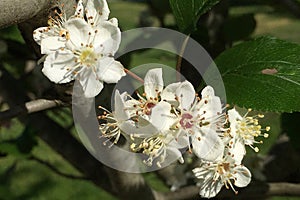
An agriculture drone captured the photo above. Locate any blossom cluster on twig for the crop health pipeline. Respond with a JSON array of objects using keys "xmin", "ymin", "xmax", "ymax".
[
  {"xmin": 33, "ymin": 0, "xmax": 125, "ymax": 97},
  {"xmin": 98, "ymin": 68, "xmax": 270, "ymax": 198},
  {"xmin": 32, "ymin": 0, "xmax": 270, "ymax": 198}
]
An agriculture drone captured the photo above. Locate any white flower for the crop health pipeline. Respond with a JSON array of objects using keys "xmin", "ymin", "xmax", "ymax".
[
  {"xmin": 228, "ymin": 108, "xmax": 270, "ymax": 153},
  {"xmin": 33, "ymin": 0, "xmax": 84, "ymax": 54},
  {"xmin": 85, "ymin": 0, "xmax": 110, "ymax": 26},
  {"xmin": 98, "ymin": 90, "xmax": 132, "ymax": 146},
  {"xmin": 125, "ymin": 68, "xmax": 165, "ymax": 118},
  {"xmin": 42, "ymin": 18, "xmax": 125, "ymax": 97},
  {"xmin": 170, "ymin": 84, "xmax": 226, "ymax": 161},
  {"xmin": 192, "ymin": 141, "xmax": 251, "ymax": 198},
  {"xmin": 33, "ymin": 0, "xmax": 124, "ymax": 97},
  {"xmin": 130, "ymin": 101, "xmax": 188, "ymax": 167}
]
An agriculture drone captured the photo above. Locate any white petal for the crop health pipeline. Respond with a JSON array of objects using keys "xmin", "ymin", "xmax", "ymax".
[
  {"xmin": 119, "ymin": 121, "xmax": 139, "ymax": 135},
  {"xmin": 228, "ymin": 108, "xmax": 242, "ymax": 137},
  {"xmin": 201, "ymin": 96, "xmax": 222, "ymax": 115},
  {"xmin": 176, "ymin": 80, "xmax": 195, "ymax": 110},
  {"xmin": 124, "ymin": 98, "xmax": 140, "ymax": 116},
  {"xmin": 79, "ymin": 69, "xmax": 104, "ymax": 98},
  {"xmin": 160, "ymin": 82, "xmax": 181, "ymax": 105},
  {"xmin": 199, "ymin": 179, "xmax": 223, "ymax": 198},
  {"xmin": 114, "ymin": 90, "xmax": 129, "ymax": 121},
  {"xmin": 64, "ymin": 18, "xmax": 92, "ymax": 50},
  {"xmin": 86, "ymin": 0, "xmax": 110, "ymax": 25},
  {"xmin": 234, "ymin": 166, "xmax": 252, "ymax": 187},
  {"xmin": 150, "ymin": 101, "xmax": 173, "ymax": 132},
  {"xmin": 201, "ymin": 85, "xmax": 215, "ymax": 98},
  {"xmin": 73, "ymin": 0, "xmax": 84, "ymax": 18},
  {"xmin": 192, "ymin": 131, "xmax": 224, "ymax": 161},
  {"xmin": 93, "ymin": 21, "xmax": 121, "ymax": 55},
  {"xmin": 228, "ymin": 139, "xmax": 246, "ymax": 165},
  {"xmin": 166, "ymin": 146, "xmax": 184, "ymax": 164},
  {"xmin": 170, "ymin": 134, "xmax": 189, "ymax": 149},
  {"xmin": 228, "ymin": 108, "xmax": 242, "ymax": 123},
  {"xmin": 144, "ymin": 68, "xmax": 164, "ymax": 99},
  {"xmin": 109, "ymin": 18, "xmax": 118, "ymax": 26},
  {"xmin": 97, "ymin": 59, "xmax": 125, "ymax": 83},
  {"xmin": 127, "ymin": 119, "xmax": 158, "ymax": 137},
  {"xmin": 41, "ymin": 36, "xmax": 66, "ymax": 54},
  {"xmin": 33, "ymin": 27, "xmax": 53, "ymax": 45},
  {"xmin": 42, "ymin": 51, "xmax": 75, "ymax": 84}
]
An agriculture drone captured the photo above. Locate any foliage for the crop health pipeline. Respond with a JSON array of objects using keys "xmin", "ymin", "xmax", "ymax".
[
  {"xmin": 215, "ymin": 36, "xmax": 300, "ymax": 112},
  {"xmin": 169, "ymin": 0, "xmax": 220, "ymax": 33}
]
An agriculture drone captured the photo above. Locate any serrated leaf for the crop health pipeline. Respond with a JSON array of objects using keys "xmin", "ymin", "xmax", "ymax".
[
  {"xmin": 169, "ymin": 0, "xmax": 220, "ymax": 33},
  {"xmin": 215, "ymin": 36, "xmax": 300, "ymax": 112}
]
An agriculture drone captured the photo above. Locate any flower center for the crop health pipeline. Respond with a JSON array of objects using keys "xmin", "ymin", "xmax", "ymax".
[
  {"xmin": 130, "ymin": 135, "xmax": 165, "ymax": 167},
  {"xmin": 217, "ymin": 162, "xmax": 231, "ymax": 175},
  {"xmin": 79, "ymin": 47, "xmax": 98, "ymax": 66},
  {"xmin": 144, "ymin": 102, "xmax": 156, "ymax": 115},
  {"xmin": 237, "ymin": 115, "xmax": 269, "ymax": 141},
  {"xmin": 180, "ymin": 113, "xmax": 194, "ymax": 129}
]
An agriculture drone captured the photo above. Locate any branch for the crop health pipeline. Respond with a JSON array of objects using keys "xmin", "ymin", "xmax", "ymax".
[
  {"xmin": 0, "ymin": 60, "xmax": 159, "ymax": 200},
  {"xmin": 162, "ymin": 182, "xmax": 300, "ymax": 200},
  {"xmin": 0, "ymin": 99, "xmax": 66, "ymax": 122},
  {"xmin": 30, "ymin": 155, "xmax": 89, "ymax": 180},
  {"xmin": 0, "ymin": 0, "xmax": 50, "ymax": 29}
]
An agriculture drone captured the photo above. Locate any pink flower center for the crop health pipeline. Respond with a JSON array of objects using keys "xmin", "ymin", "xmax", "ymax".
[
  {"xmin": 180, "ymin": 113, "xmax": 194, "ymax": 129},
  {"xmin": 144, "ymin": 102, "xmax": 156, "ymax": 115}
]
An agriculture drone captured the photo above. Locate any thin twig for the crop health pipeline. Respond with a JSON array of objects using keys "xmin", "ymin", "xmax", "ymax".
[
  {"xmin": 176, "ymin": 34, "xmax": 190, "ymax": 82},
  {"xmin": 0, "ymin": 99, "xmax": 67, "ymax": 122},
  {"xmin": 30, "ymin": 156, "xmax": 89, "ymax": 180},
  {"xmin": 124, "ymin": 68, "xmax": 144, "ymax": 83}
]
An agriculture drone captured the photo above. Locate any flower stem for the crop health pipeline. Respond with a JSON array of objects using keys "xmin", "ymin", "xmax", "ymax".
[
  {"xmin": 176, "ymin": 34, "xmax": 190, "ymax": 82},
  {"xmin": 124, "ymin": 68, "xmax": 144, "ymax": 83}
]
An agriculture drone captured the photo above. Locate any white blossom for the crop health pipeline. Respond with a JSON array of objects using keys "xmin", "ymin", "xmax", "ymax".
[
  {"xmin": 228, "ymin": 108, "xmax": 270, "ymax": 153},
  {"xmin": 130, "ymin": 101, "xmax": 188, "ymax": 167},
  {"xmin": 98, "ymin": 90, "xmax": 132, "ymax": 146},
  {"xmin": 171, "ymin": 84, "xmax": 226, "ymax": 161},
  {"xmin": 33, "ymin": 0, "xmax": 84, "ymax": 54},
  {"xmin": 125, "ymin": 68, "xmax": 164, "ymax": 118},
  {"xmin": 193, "ymin": 139, "xmax": 251, "ymax": 198},
  {"xmin": 43, "ymin": 17, "xmax": 124, "ymax": 97},
  {"xmin": 33, "ymin": 0, "xmax": 125, "ymax": 97}
]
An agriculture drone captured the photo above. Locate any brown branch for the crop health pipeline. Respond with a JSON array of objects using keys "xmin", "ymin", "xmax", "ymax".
[
  {"xmin": 30, "ymin": 155, "xmax": 89, "ymax": 180},
  {"xmin": 0, "ymin": 0, "xmax": 50, "ymax": 29},
  {"xmin": 0, "ymin": 99, "xmax": 66, "ymax": 122},
  {"xmin": 0, "ymin": 55, "xmax": 159, "ymax": 200}
]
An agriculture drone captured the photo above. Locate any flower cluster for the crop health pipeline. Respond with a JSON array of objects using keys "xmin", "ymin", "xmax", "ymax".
[
  {"xmin": 33, "ymin": 0, "xmax": 271, "ymax": 198},
  {"xmin": 33, "ymin": 0, "xmax": 125, "ymax": 97},
  {"xmin": 98, "ymin": 68, "xmax": 270, "ymax": 198}
]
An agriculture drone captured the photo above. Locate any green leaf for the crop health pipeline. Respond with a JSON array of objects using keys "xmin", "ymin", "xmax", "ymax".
[
  {"xmin": 169, "ymin": 0, "xmax": 220, "ymax": 33},
  {"xmin": 215, "ymin": 36, "xmax": 300, "ymax": 112}
]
